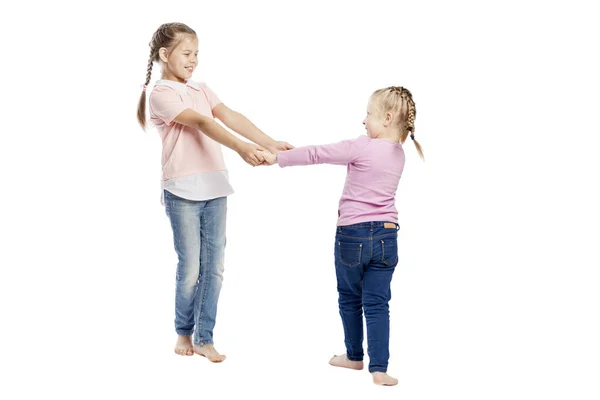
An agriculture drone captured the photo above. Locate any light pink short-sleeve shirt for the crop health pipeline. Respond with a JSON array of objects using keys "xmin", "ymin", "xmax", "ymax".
[{"xmin": 149, "ymin": 79, "xmax": 234, "ymax": 202}]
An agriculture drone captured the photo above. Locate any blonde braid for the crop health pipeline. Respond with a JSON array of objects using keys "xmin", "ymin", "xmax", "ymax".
[
  {"xmin": 400, "ymin": 88, "xmax": 424, "ymax": 160},
  {"xmin": 403, "ymin": 89, "xmax": 416, "ymax": 140},
  {"xmin": 382, "ymin": 86, "xmax": 424, "ymax": 160}
]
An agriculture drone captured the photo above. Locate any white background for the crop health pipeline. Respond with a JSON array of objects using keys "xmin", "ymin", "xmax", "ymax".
[{"xmin": 1, "ymin": 0, "xmax": 599, "ymax": 398}]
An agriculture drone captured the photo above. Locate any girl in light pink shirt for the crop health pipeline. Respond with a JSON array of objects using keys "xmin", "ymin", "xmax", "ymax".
[
  {"xmin": 136, "ymin": 22, "xmax": 292, "ymax": 362},
  {"xmin": 263, "ymin": 86, "xmax": 424, "ymax": 386}
]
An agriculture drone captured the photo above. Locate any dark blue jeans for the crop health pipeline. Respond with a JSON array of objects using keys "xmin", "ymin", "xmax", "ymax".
[{"xmin": 334, "ymin": 221, "xmax": 399, "ymax": 373}]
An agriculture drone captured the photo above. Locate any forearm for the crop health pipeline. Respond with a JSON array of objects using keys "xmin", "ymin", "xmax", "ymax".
[
  {"xmin": 222, "ymin": 111, "xmax": 276, "ymax": 149},
  {"xmin": 196, "ymin": 117, "xmax": 244, "ymax": 152},
  {"xmin": 277, "ymin": 141, "xmax": 354, "ymax": 167},
  {"xmin": 173, "ymin": 108, "xmax": 244, "ymax": 152}
]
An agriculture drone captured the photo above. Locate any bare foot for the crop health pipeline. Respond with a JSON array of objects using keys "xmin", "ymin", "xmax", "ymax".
[
  {"xmin": 174, "ymin": 336, "xmax": 194, "ymax": 356},
  {"xmin": 328, "ymin": 354, "xmax": 364, "ymax": 370},
  {"xmin": 193, "ymin": 344, "xmax": 226, "ymax": 363},
  {"xmin": 372, "ymin": 372, "xmax": 398, "ymax": 386}
]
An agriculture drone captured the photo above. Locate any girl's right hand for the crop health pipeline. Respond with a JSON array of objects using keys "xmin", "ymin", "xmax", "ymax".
[
  {"xmin": 236, "ymin": 142, "xmax": 265, "ymax": 166},
  {"xmin": 259, "ymin": 150, "xmax": 277, "ymax": 165}
]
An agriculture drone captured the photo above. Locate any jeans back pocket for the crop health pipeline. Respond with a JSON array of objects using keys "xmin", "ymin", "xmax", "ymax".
[
  {"xmin": 380, "ymin": 238, "xmax": 398, "ymax": 266},
  {"xmin": 337, "ymin": 241, "xmax": 363, "ymax": 267}
]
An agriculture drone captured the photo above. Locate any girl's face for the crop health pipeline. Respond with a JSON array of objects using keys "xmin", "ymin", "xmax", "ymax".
[
  {"xmin": 160, "ymin": 34, "xmax": 199, "ymax": 83},
  {"xmin": 363, "ymin": 100, "xmax": 385, "ymax": 138}
]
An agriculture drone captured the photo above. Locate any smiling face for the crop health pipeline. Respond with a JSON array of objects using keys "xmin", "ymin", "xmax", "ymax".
[{"xmin": 159, "ymin": 33, "xmax": 199, "ymax": 83}]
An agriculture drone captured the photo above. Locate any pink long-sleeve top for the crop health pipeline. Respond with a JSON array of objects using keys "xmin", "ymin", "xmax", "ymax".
[{"xmin": 277, "ymin": 135, "xmax": 405, "ymax": 226}]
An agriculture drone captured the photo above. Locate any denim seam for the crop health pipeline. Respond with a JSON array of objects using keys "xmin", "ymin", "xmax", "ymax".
[
  {"xmin": 371, "ymin": 233, "xmax": 398, "ymax": 240},
  {"xmin": 197, "ymin": 217, "xmax": 211, "ymax": 345},
  {"xmin": 336, "ymin": 233, "xmax": 397, "ymax": 241},
  {"xmin": 194, "ymin": 213, "xmax": 204, "ymax": 343},
  {"xmin": 336, "ymin": 233, "xmax": 371, "ymax": 240}
]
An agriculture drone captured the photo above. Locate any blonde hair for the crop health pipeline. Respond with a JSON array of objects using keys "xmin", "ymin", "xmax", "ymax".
[
  {"xmin": 371, "ymin": 86, "xmax": 424, "ymax": 160},
  {"xmin": 136, "ymin": 22, "xmax": 197, "ymax": 130}
]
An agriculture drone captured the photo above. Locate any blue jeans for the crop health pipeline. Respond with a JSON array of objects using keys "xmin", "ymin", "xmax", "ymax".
[
  {"xmin": 164, "ymin": 190, "xmax": 227, "ymax": 346},
  {"xmin": 334, "ymin": 221, "xmax": 399, "ymax": 373}
]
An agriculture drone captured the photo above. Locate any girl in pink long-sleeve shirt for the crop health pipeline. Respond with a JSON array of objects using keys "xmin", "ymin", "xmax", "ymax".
[{"xmin": 263, "ymin": 86, "xmax": 424, "ymax": 386}]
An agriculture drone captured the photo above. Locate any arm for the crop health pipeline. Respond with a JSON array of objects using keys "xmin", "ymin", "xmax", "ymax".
[
  {"xmin": 149, "ymin": 85, "xmax": 264, "ymax": 166},
  {"xmin": 213, "ymin": 104, "xmax": 293, "ymax": 153},
  {"xmin": 264, "ymin": 139, "xmax": 359, "ymax": 167},
  {"xmin": 173, "ymin": 109, "xmax": 265, "ymax": 166}
]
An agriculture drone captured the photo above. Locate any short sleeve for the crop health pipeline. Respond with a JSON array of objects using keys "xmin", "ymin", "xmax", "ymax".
[
  {"xmin": 149, "ymin": 86, "xmax": 188, "ymax": 125},
  {"xmin": 200, "ymin": 83, "xmax": 223, "ymax": 110}
]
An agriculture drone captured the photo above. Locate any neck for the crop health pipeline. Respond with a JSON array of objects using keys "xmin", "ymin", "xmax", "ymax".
[
  {"xmin": 161, "ymin": 70, "xmax": 185, "ymax": 84},
  {"xmin": 377, "ymin": 129, "xmax": 401, "ymax": 143}
]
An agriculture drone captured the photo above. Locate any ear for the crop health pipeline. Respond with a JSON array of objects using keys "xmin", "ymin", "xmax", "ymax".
[
  {"xmin": 159, "ymin": 47, "xmax": 169, "ymax": 63},
  {"xmin": 383, "ymin": 112, "xmax": 394, "ymax": 127}
]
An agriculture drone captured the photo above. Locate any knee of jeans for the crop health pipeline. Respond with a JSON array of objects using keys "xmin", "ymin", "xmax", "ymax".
[
  {"xmin": 362, "ymin": 297, "xmax": 390, "ymax": 311},
  {"xmin": 177, "ymin": 262, "xmax": 200, "ymax": 284},
  {"xmin": 177, "ymin": 275, "xmax": 199, "ymax": 293},
  {"xmin": 339, "ymin": 294, "xmax": 362, "ymax": 307}
]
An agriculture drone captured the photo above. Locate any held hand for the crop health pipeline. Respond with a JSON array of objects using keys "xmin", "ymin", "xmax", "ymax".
[
  {"xmin": 266, "ymin": 141, "xmax": 294, "ymax": 154},
  {"xmin": 236, "ymin": 142, "xmax": 266, "ymax": 167},
  {"xmin": 258, "ymin": 150, "xmax": 277, "ymax": 166}
]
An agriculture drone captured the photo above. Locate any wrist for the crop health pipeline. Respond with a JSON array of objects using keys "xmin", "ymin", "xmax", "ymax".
[
  {"xmin": 264, "ymin": 139, "xmax": 277, "ymax": 151},
  {"xmin": 232, "ymin": 139, "xmax": 245, "ymax": 153}
]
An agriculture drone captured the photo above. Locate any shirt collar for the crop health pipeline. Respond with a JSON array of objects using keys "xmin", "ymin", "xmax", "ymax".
[{"xmin": 154, "ymin": 79, "xmax": 201, "ymax": 95}]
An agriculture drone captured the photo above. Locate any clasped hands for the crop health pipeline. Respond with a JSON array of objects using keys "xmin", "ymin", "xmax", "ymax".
[{"xmin": 236, "ymin": 140, "xmax": 293, "ymax": 167}]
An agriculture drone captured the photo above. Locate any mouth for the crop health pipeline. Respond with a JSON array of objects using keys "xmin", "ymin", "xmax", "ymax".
[{"xmin": 185, "ymin": 66, "xmax": 194, "ymax": 73}]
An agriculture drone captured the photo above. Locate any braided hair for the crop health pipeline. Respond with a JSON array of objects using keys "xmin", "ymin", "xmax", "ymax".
[
  {"xmin": 136, "ymin": 22, "xmax": 196, "ymax": 130},
  {"xmin": 371, "ymin": 86, "xmax": 424, "ymax": 160}
]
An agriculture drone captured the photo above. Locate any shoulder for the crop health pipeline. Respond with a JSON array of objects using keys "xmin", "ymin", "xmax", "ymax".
[
  {"xmin": 186, "ymin": 80, "xmax": 212, "ymax": 92},
  {"xmin": 351, "ymin": 135, "xmax": 370, "ymax": 146},
  {"xmin": 149, "ymin": 83, "xmax": 179, "ymax": 98},
  {"xmin": 149, "ymin": 83, "xmax": 183, "ymax": 106}
]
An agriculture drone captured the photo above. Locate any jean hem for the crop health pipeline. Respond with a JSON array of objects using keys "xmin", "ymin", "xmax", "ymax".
[
  {"xmin": 347, "ymin": 354, "xmax": 364, "ymax": 362},
  {"xmin": 369, "ymin": 367, "xmax": 388, "ymax": 373},
  {"xmin": 194, "ymin": 338, "xmax": 214, "ymax": 346},
  {"xmin": 176, "ymin": 330, "xmax": 193, "ymax": 336}
]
